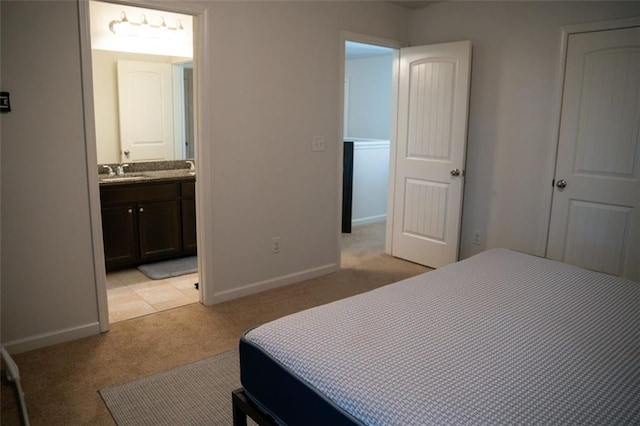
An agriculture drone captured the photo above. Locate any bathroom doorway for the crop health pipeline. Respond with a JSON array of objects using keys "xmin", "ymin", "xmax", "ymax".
[{"xmin": 82, "ymin": 0, "xmax": 204, "ymax": 326}]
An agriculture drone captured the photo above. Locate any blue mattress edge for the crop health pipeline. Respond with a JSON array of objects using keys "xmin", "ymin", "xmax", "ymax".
[{"xmin": 239, "ymin": 332, "xmax": 364, "ymax": 426}]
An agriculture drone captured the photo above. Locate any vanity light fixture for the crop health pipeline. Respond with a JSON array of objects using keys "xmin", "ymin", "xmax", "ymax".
[{"xmin": 108, "ymin": 11, "xmax": 185, "ymax": 39}]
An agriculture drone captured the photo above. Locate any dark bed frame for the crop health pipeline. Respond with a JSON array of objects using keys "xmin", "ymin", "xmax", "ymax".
[{"xmin": 232, "ymin": 388, "xmax": 278, "ymax": 426}]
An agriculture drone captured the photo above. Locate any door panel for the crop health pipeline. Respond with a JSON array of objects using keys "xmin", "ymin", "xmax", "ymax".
[
  {"xmin": 407, "ymin": 60, "xmax": 455, "ymax": 160},
  {"xmin": 138, "ymin": 200, "xmax": 182, "ymax": 260},
  {"xmin": 547, "ymin": 26, "xmax": 640, "ymax": 280},
  {"xmin": 563, "ymin": 201, "xmax": 632, "ymax": 276},
  {"xmin": 403, "ymin": 179, "xmax": 448, "ymax": 241},
  {"xmin": 101, "ymin": 205, "xmax": 137, "ymax": 268},
  {"xmin": 118, "ymin": 60, "xmax": 175, "ymax": 162},
  {"xmin": 391, "ymin": 41, "xmax": 471, "ymax": 268}
]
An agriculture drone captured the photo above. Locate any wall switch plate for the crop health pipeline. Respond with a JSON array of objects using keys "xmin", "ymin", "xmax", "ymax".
[
  {"xmin": 272, "ymin": 237, "xmax": 281, "ymax": 254},
  {"xmin": 312, "ymin": 136, "xmax": 325, "ymax": 152}
]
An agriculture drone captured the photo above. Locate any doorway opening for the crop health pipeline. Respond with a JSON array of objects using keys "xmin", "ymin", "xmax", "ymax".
[
  {"xmin": 87, "ymin": 1, "xmax": 200, "ymax": 323},
  {"xmin": 341, "ymin": 38, "xmax": 472, "ymax": 270},
  {"xmin": 341, "ymin": 40, "xmax": 397, "ymax": 268}
]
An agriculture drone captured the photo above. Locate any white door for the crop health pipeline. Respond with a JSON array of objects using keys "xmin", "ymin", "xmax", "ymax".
[
  {"xmin": 390, "ymin": 41, "xmax": 472, "ymax": 268},
  {"xmin": 117, "ymin": 60, "xmax": 175, "ymax": 162},
  {"xmin": 547, "ymin": 26, "xmax": 640, "ymax": 281}
]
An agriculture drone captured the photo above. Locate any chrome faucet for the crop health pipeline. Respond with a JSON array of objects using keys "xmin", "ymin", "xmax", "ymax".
[
  {"xmin": 116, "ymin": 164, "xmax": 129, "ymax": 176},
  {"xmin": 186, "ymin": 160, "xmax": 195, "ymax": 175},
  {"xmin": 102, "ymin": 165, "xmax": 115, "ymax": 177}
]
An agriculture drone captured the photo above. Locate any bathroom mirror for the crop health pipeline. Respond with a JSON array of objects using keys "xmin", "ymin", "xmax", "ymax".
[
  {"xmin": 92, "ymin": 51, "xmax": 194, "ymax": 164},
  {"xmin": 89, "ymin": 1, "xmax": 194, "ymax": 165}
]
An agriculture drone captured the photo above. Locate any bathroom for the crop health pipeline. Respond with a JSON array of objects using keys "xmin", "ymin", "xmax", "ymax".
[{"xmin": 89, "ymin": 0, "xmax": 199, "ymax": 322}]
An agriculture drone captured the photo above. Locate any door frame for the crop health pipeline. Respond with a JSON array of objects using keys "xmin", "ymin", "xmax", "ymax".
[
  {"xmin": 338, "ymin": 31, "xmax": 406, "ymax": 265},
  {"xmin": 78, "ymin": 0, "xmax": 211, "ymax": 331},
  {"xmin": 542, "ymin": 16, "xmax": 640, "ymax": 257}
]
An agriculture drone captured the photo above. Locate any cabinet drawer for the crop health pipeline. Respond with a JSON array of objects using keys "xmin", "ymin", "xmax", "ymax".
[{"xmin": 101, "ymin": 183, "xmax": 180, "ymax": 206}]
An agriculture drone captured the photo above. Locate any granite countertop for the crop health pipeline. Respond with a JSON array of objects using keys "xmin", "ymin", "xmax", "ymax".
[{"xmin": 98, "ymin": 160, "xmax": 196, "ymax": 186}]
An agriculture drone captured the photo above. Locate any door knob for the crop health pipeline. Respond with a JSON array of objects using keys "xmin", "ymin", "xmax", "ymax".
[
  {"xmin": 556, "ymin": 179, "xmax": 567, "ymax": 189},
  {"xmin": 124, "ymin": 150, "xmax": 130, "ymax": 158},
  {"xmin": 450, "ymin": 169, "xmax": 461, "ymax": 177}
]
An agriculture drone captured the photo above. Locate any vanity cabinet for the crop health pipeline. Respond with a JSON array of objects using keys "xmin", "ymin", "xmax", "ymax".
[
  {"xmin": 181, "ymin": 181, "xmax": 197, "ymax": 254},
  {"xmin": 100, "ymin": 179, "xmax": 196, "ymax": 271},
  {"xmin": 101, "ymin": 205, "xmax": 138, "ymax": 267},
  {"xmin": 137, "ymin": 200, "xmax": 182, "ymax": 261}
]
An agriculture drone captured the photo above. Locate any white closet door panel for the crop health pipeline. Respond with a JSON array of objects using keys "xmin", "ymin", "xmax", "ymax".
[
  {"xmin": 547, "ymin": 25, "xmax": 640, "ymax": 281},
  {"xmin": 563, "ymin": 201, "xmax": 632, "ymax": 276}
]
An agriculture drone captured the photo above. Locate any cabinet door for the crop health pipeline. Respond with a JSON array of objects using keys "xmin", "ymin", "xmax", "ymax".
[
  {"xmin": 138, "ymin": 200, "xmax": 182, "ymax": 261},
  {"xmin": 182, "ymin": 198, "xmax": 197, "ymax": 253},
  {"xmin": 101, "ymin": 205, "xmax": 137, "ymax": 269}
]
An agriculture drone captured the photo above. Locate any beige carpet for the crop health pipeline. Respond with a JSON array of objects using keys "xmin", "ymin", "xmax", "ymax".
[{"xmin": 1, "ymin": 223, "xmax": 428, "ymax": 425}]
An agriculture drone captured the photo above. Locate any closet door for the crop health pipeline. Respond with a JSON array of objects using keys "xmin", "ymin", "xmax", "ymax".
[{"xmin": 547, "ymin": 25, "xmax": 639, "ymax": 280}]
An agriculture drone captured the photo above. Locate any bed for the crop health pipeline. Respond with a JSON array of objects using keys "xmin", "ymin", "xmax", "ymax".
[{"xmin": 233, "ymin": 248, "xmax": 640, "ymax": 425}]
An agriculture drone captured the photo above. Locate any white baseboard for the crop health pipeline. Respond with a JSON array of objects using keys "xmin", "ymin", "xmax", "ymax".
[
  {"xmin": 210, "ymin": 263, "xmax": 339, "ymax": 304},
  {"xmin": 352, "ymin": 215, "xmax": 386, "ymax": 227},
  {"xmin": 2, "ymin": 322, "xmax": 101, "ymax": 354}
]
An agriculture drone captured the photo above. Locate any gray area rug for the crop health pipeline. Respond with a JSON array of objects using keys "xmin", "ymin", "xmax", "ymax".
[
  {"xmin": 100, "ymin": 350, "xmax": 255, "ymax": 425},
  {"xmin": 137, "ymin": 256, "xmax": 197, "ymax": 280}
]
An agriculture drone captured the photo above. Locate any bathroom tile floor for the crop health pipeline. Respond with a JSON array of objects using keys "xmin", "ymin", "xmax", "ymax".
[{"xmin": 106, "ymin": 268, "xmax": 200, "ymax": 323}]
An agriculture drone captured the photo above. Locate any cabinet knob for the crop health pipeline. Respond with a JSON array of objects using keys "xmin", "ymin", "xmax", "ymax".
[
  {"xmin": 139, "ymin": 207, "xmax": 144, "ymax": 213},
  {"xmin": 127, "ymin": 208, "xmax": 133, "ymax": 214}
]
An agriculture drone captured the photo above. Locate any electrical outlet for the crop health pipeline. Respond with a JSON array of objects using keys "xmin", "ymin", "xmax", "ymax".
[
  {"xmin": 473, "ymin": 230, "xmax": 482, "ymax": 245},
  {"xmin": 312, "ymin": 136, "xmax": 325, "ymax": 152},
  {"xmin": 272, "ymin": 237, "xmax": 281, "ymax": 254}
]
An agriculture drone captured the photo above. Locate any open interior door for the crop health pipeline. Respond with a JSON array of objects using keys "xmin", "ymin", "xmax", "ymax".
[{"xmin": 389, "ymin": 41, "xmax": 472, "ymax": 269}]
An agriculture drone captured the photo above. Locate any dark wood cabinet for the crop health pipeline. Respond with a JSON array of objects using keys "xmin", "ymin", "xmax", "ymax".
[
  {"xmin": 181, "ymin": 182, "xmax": 197, "ymax": 254},
  {"xmin": 101, "ymin": 205, "xmax": 137, "ymax": 267},
  {"xmin": 100, "ymin": 178, "xmax": 196, "ymax": 271},
  {"xmin": 138, "ymin": 200, "xmax": 182, "ymax": 261}
]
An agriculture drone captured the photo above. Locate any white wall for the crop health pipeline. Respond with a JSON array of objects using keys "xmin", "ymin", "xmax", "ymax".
[
  {"xmin": 205, "ymin": 1, "xmax": 408, "ymax": 300},
  {"xmin": 345, "ymin": 55, "xmax": 393, "ymax": 139},
  {"xmin": 351, "ymin": 140, "xmax": 390, "ymax": 226},
  {"xmin": 409, "ymin": 1, "xmax": 640, "ymax": 260},
  {"xmin": 344, "ymin": 54, "xmax": 392, "ymax": 227},
  {"xmin": 89, "ymin": 0, "xmax": 193, "ymax": 59},
  {"xmin": 6, "ymin": 0, "xmax": 635, "ymax": 353},
  {"xmin": 92, "ymin": 50, "xmax": 181, "ymax": 164},
  {"xmin": 0, "ymin": 0, "xmax": 409, "ymax": 350},
  {"xmin": 1, "ymin": 1, "xmax": 100, "ymax": 352},
  {"xmin": 5, "ymin": 0, "xmax": 637, "ymax": 354}
]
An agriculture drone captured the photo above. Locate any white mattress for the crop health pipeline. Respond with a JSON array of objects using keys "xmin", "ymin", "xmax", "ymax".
[{"xmin": 244, "ymin": 249, "xmax": 640, "ymax": 425}]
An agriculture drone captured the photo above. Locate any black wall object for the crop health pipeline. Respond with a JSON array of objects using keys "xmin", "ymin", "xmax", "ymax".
[
  {"xmin": 342, "ymin": 141, "xmax": 354, "ymax": 233},
  {"xmin": 0, "ymin": 92, "xmax": 11, "ymax": 113}
]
